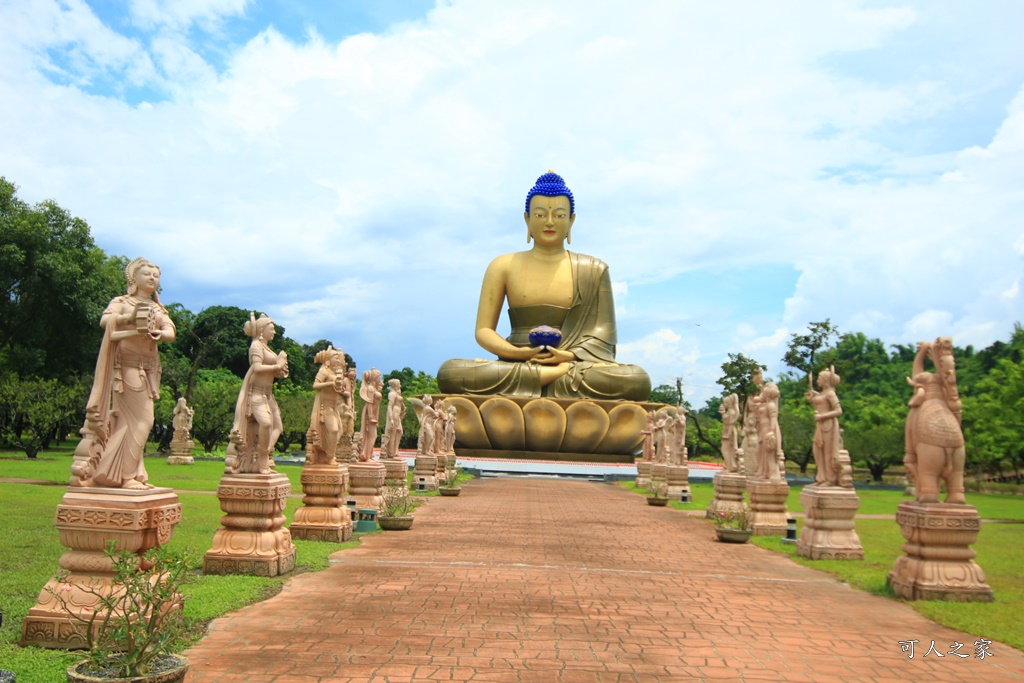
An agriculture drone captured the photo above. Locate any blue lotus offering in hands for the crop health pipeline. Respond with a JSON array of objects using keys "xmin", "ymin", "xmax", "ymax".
[{"xmin": 529, "ymin": 325, "xmax": 562, "ymax": 351}]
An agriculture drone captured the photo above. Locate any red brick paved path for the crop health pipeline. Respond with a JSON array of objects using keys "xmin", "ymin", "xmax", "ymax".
[{"xmin": 184, "ymin": 478, "xmax": 1024, "ymax": 683}]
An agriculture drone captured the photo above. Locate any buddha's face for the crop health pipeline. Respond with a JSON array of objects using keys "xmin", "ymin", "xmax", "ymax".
[{"xmin": 525, "ymin": 195, "xmax": 575, "ymax": 247}]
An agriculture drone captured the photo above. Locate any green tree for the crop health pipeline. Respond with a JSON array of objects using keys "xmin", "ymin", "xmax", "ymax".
[
  {"xmin": 782, "ymin": 319, "xmax": 840, "ymax": 378},
  {"xmin": 717, "ymin": 353, "xmax": 767, "ymax": 409},
  {"xmin": 189, "ymin": 369, "xmax": 242, "ymax": 453},
  {"xmin": 843, "ymin": 397, "xmax": 905, "ymax": 482},
  {"xmin": 0, "ymin": 376, "xmax": 82, "ymax": 457},
  {"xmin": 967, "ymin": 356, "xmax": 1024, "ymax": 481},
  {"xmin": 275, "ymin": 386, "xmax": 314, "ymax": 453},
  {"xmin": 0, "ymin": 177, "xmax": 125, "ymax": 378}
]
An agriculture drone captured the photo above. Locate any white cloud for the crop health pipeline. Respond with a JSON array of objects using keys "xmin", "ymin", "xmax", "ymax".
[{"xmin": 0, "ymin": 0, "xmax": 1022, "ymax": 402}]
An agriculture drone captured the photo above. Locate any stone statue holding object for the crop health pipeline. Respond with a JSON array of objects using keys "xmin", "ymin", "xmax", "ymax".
[
  {"xmin": 806, "ymin": 367, "xmax": 844, "ymax": 487},
  {"xmin": 357, "ymin": 368, "xmax": 384, "ymax": 462},
  {"xmin": 438, "ymin": 172, "xmax": 650, "ymax": 401},
  {"xmin": 305, "ymin": 346, "xmax": 347, "ymax": 466},
  {"xmin": 71, "ymin": 257, "xmax": 176, "ymax": 489},
  {"xmin": 225, "ymin": 313, "xmax": 288, "ymax": 474},
  {"xmin": 719, "ymin": 394, "xmax": 740, "ymax": 473},
  {"xmin": 380, "ymin": 379, "xmax": 406, "ymax": 459}
]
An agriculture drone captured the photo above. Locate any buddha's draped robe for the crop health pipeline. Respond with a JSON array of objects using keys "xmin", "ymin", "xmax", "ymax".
[{"xmin": 438, "ymin": 252, "xmax": 651, "ymax": 401}]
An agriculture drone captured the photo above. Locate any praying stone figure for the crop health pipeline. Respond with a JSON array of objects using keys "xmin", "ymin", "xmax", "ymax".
[
  {"xmin": 225, "ymin": 313, "xmax": 288, "ymax": 475},
  {"xmin": 719, "ymin": 394, "xmax": 740, "ymax": 473},
  {"xmin": 305, "ymin": 346, "xmax": 347, "ymax": 466},
  {"xmin": 357, "ymin": 369, "xmax": 384, "ymax": 462},
  {"xmin": 806, "ymin": 367, "xmax": 844, "ymax": 487},
  {"xmin": 380, "ymin": 379, "xmax": 406, "ymax": 459},
  {"xmin": 438, "ymin": 172, "xmax": 650, "ymax": 400},
  {"xmin": 71, "ymin": 257, "xmax": 176, "ymax": 489},
  {"xmin": 888, "ymin": 337, "xmax": 991, "ymax": 601}
]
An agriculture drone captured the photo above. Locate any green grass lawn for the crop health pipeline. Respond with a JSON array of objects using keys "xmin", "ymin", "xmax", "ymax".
[
  {"xmin": 0, "ymin": 454, "xmax": 365, "ymax": 683},
  {"xmin": 624, "ymin": 479, "xmax": 1024, "ymax": 652}
]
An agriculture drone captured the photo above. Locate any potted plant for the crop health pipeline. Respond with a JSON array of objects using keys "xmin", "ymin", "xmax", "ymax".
[
  {"xmin": 711, "ymin": 508, "xmax": 753, "ymax": 543},
  {"xmin": 438, "ymin": 459, "xmax": 462, "ymax": 497},
  {"xmin": 50, "ymin": 544, "xmax": 194, "ymax": 683},
  {"xmin": 646, "ymin": 479, "xmax": 669, "ymax": 506},
  {"xmin": 378, "ymin": 482, "xmax": 416, "ymax": 530}
]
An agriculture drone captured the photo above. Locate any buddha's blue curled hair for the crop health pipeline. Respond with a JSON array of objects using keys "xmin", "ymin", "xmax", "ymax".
[{"xmin": 525, "ymin": 172, "xmax": 575, "ymax": 215}]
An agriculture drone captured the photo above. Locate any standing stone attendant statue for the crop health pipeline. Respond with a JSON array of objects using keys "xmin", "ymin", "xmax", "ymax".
[
  {"xmin": 438, "ymin": 172, "xmax": 650, "ymax": 400},
  {"xmin": 71, "ymin": 258, "xmax": 176, "ymax": 489},
  {"xmin": 755, "ymin": 382, "xmax": 784, "ymax": 482},
  {"xmin": 172, "ymin": 397, "xmax": 194, "ymax": 444},
  {"xmin": 380, "ymin": 379, "xmax": 406, "ymax": 459},
  {"xmin": 226, "ymin": 313, "xmax": 288, "ymax": 474},
  {"xmin": 357, "ymin": 369, "xmax": 384, "ymax": 462},
  {"xmin": 719, "ymin": 394, "xmax": 740, "ymax": 473},
  {"xmin": 306, "ymin": 346, "xmax": 347, "ymax": 466},
  {"xmin": 806, "ymin": 368, "xmax": 843, "ymax": 486}
]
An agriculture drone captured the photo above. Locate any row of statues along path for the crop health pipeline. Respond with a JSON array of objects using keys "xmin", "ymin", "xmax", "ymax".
[{"xmin": 20, "ymin": 173, "xmax": 992, "ymax": 649}]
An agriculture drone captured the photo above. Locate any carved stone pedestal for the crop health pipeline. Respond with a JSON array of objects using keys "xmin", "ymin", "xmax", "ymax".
[
  {"xmin": 204, "ymin": 472, "xmax": 295, "ymax": 577},
  {"xmin": 167, "ymin": 438, "xmax": 195, "ymax": 465},
  {"xmin": 706, "ymin": 472, "xmax": 747, "ymax": 519},
  {"xmin": 413, "ymin": 454, "xmax": 438, "ymax": 491},
  {"xmin": 650, "ymin": 463, "xmax": 667, "ymax": 495},
  {"xmin": 747, "ymin": 479, "xmax": 790, "ymax": 536},
  {"xmin": 635, "ymin": 461, "xmax": 651, "ymax": 489},
  {"xmin": 666, "ymin": 464, "xmax": 690, "ymax": 500},
  {"xmin": 888, "ymin": 501, "xmax": 993, "ymax": 602},
  {"xmin": 290, "ymin": 464, "xmax": 351, "ymax": 542},
  {"xmin": 382, "ymin": 458, "xmax": 409, "ymax": 490},
  {"xmin": 796, "ymin": 485, "xmax": 863, "ymax": 560},
  {"xmin": 434, "ymin": 453, "xmax": 450, "ymax": 486},
  {"xmin": 348, "ymin": 461, "xmax": 386, "ymax": 510},
  {"xmin": 21, "ymin": 488, "xmax": 182, "ymax": 648}
]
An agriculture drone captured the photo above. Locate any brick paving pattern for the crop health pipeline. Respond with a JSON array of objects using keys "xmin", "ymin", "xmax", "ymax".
[{"xmin": 184, "ymin": 478, "xmax": 1024, "ymax": 682}]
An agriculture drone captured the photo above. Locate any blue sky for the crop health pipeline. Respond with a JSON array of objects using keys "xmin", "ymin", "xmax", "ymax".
[{"xmin": 1, "ymin": 0, "xmax": 1021, "ymax": 406}]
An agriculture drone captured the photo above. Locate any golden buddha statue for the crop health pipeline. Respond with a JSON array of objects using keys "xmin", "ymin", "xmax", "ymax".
[{"xmin": 438, "ymin": 172, "xmax": 651, "ymax": 401}]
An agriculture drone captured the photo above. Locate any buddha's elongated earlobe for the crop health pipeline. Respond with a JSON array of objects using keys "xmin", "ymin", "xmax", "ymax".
[
  {"xmin": 566, "ymin": 228, "xmax": 571, "ymax": 245},
  {"xmin": 527, "ymin": 228, "xmax": 532, "ymax": 243}
]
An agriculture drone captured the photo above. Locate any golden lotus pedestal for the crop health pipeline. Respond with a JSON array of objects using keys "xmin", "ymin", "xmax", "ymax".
[
  {"xmin": 706, "ymin": 472, "xmax": 747, "ymax": 519},
  {"xmin": 291, "ymin": 464, "xmax": 352, "ymax": 543},
  {"xmin": 413, "ymin": 454, "xmax": 438, "ymax": 491},
  {"xmin": 204, "ymin": 472, "xmax": 295, "ymax": 577},
  {"xmin": 348, "ymin": 461, "xmax": 386, "ymax": 510},
  {"xmin": 21, "ymin": 487, "xmax": 182, "ymax": 648},
  {"xmin": 888, "ymin": 501, "xmax": 993, "ymax": 602},
  {"xmin": 439, "ymin": 395, "xmax": 668, "ymax": 463},
  {"xmin": 747, "ymin": 479, "xmax": 790, "ymax": 536},
  {"xmin": 796, "ymin": 486, "xmax": 863, "ymax": 560}
]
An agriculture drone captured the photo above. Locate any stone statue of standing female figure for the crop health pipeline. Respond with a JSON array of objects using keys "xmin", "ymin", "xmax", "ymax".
[
  {"xmin": 719, "ymin": 394, "xmax": 740, "ymax": 473},
  {"xmin": 806, "ymin": 367, "xmax": 843, "ymax": 486},
  {"xmin": 755, "ymin": 382, "xmax": 784, "ymax": 482},
  {"xmin": 416, "ymin": 395, "xmax": 438, "ymax": 456},
  {"xmin": 357, "ymin": 368, "xmax": 384, "ymax": 462},
  {"xmin": 71, "ymin": 258, "xmax": 176, "ymax": 489},
  {"xmin": 380, "ymin": 379, "xmax": 406, "ymax": 459},
  {"xmin": 306, "ymin": 346, "xmax": 347, "ymax": 466},
  {"xmin": 226, "ymin": 313, "xmax": 288, "ymax": 474}
]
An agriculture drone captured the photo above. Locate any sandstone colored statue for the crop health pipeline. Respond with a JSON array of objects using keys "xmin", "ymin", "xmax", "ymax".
[
  {"xmin": 671, "ymin": 408, "xmax": 688, "ymax": 465},
  {"xmin": 71, "ymin": 258, "xmax": 176, "ymax": 489},
  {"xmin": 653, "ymin": 413, "xmax": 670, "ymax": 464},
  {"xmin": 755, "ymin": 382, "xmax": 784, "ymax": 482},
  {"xmin": 172, "ymin": 397, "xmax": 193, "ymax": 443},
  {"xmin": 340, "ymin": 368, "xmax": 356, "ymax": 440},
  {"xmin": 739, "ymin": 369, "xmax": 764, "ymax": 478},
  {"xmin": 806, "ymin": 368, "xmax": 844, "ymax": 487},
  {"xmin": 438, "ymin": 172, "xmax": 650, "ymax": 401},
  {"xmin": 225, "ymin": 313, "xmax": 288, "ymax": 475},
  {"xmin": 357, "ymin": 368, "xmax": 384, "ymax": 462},
  {"xmin": 641, "ymin": 410, "xmax": 656, "ymax": 462},
  {"xmin": 305, "ymin": 346, "xmax": 347, "ymax": 466},
  {"xmin": 905, "ymin": 338, "xmax": 966, "ymax": 503},
  {"xmin": 417, "ymin": 395, "xmax": 438, "ymax": 456},
  {"xmin": 444, "ymin": 404, "xmax": 457, "ymax": 454},
  {"xmin": 719, "ymin": 394, "xmax": 740, "ymax": 473},
  {"xmin": 380, "ymin": 379, "xmax": 406, "ymax": 459}
]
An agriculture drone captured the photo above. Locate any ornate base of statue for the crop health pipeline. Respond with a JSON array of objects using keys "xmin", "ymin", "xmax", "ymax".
[
  {"xmin": 650, "ymin": 462, "xmax": 667, "ymax": 493},
  {"xmin": 382, "ymin": 458, "xmax": 409, "ymax": 491},
  {"xmin": 747, "ymin": 479, "xmax": 790, "ymax": 536},
  {"xmin": 635, "ymin": 461, "xmax": 652, "ymax": 489},
  {"xmin": 290, "ymin": 464, "xmax": 352, "ymax": 543},
  {"xmin": 21, "ymin": 488, "xmax": 182, "ymax": 648},
  {"xmin": 203, "ymin": 473, "xmax": 295, "ymax": 577},
  {"xmin": 167, "ymin": 438, "xmax": 195, "ymax": 465},
  {"xmin": 413, "ymin": 454, "xmax": 438, "ymax": 491},
  {"xmin": 888, "ymin": 501, "xmax": 993, "ymax": 602},
  {"xmin": 666, "ymin": 464, "xmax": 690, "ymax": 500},
  {"xmin": 434, "ymin": 453, "xmax": 449, "ymax": 486},
  {"xmin": 438, "ymin": 395, "xmax": 666, "ymax": 463},
  {"xmin": 348, "ymin": 461, "xmax": 386, "ymax": 510},
  {"xmin": 706, "ymin": 472, "xmax": 747, "ymax": 519},
  {"xmin": 796, "ymin": 485, "xmax": 863, "ymax": 560}
]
